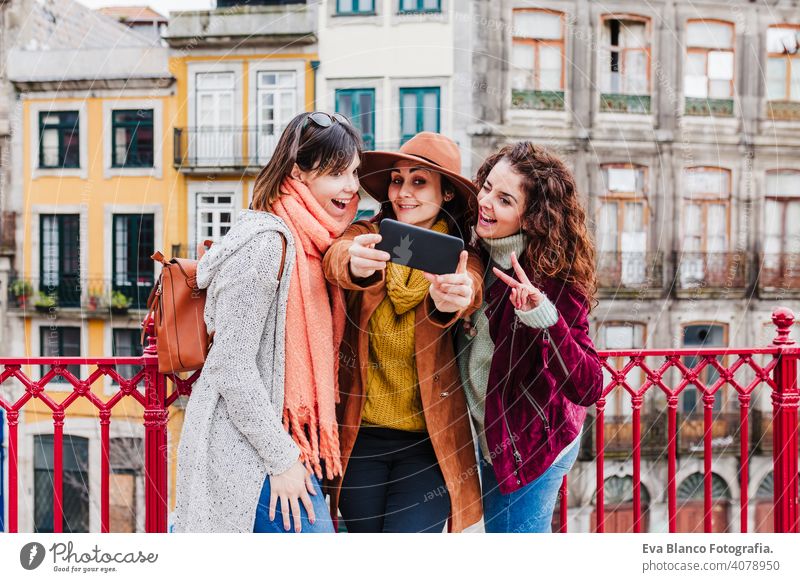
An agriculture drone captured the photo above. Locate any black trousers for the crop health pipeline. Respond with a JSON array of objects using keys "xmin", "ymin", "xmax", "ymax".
[{"xmin": 338, "ymin": 426, "xmax": 451, "ymax": 533}]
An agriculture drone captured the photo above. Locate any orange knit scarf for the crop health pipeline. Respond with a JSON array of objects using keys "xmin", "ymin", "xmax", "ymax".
[{"xmin": 271, "ymin": 177, "xmax": 358, "ymax": 480}]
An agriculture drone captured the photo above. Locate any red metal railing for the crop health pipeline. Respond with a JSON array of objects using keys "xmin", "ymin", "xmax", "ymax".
[{"xmin": 0, "ymin": 311, "xmax": 798, "ymax": 533}]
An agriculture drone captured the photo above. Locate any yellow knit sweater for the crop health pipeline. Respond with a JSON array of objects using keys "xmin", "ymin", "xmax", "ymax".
[
  {"xmin": 362, "ymin": 300, "xmax": 426, "ymax": 431},
  {"xmin": 361, "ymin": 220, "xmax": 449, "ymax": 431}
]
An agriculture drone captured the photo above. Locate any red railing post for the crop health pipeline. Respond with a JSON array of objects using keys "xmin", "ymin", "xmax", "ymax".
[
  {"xmin": 100, "ymin": 410, "xmax": 111, "ymax": 533},
  {"xmin": 771, "ymin": 307, "xmax": 799, "ymax": 533},
  {"xmin": 143, "ymin": 319, "xmax": 169, "ymax": 533},
  {"xmin": 631, "ymin": 393, "xmax": 643, "ymax": 533},
  {"xmin": 7, "ymin": 409, "xmax": 18, "ymax": 533},
  {"xmin": 595, "ymin": 396, "xmax": 606, "ymax": 532},
  {"xmin": 666, "ymin": 394, "xmax": 678, "ymax": 533}
]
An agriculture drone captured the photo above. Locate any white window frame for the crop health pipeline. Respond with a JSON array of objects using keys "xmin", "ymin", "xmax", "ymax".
[
  {"xmin": 187, "ymin": 61, "xmax": 244, "ymax": 167},
  {"xmin": 28, "ymin": 101, "xmax": 89, "ymax": 180},
  {"xmin": 247, "ymin": 60, "xmax": 306, "ymax": 166},
  {"xmin": 187, "ymin": 180, "xmax": 244, "ymax": 260},
  {"xmin": 102, "ymin": 99, "xmax": 164, "ymax": 179},
  {"xmin": 506, "ymin": 4, "xmax": 570, "ymax": 125}
]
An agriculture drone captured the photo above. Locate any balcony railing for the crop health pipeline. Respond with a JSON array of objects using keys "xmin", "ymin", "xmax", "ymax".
[
  {"xmin": 673, "ymin": 251, "xmax": 749, "ymax": 292},
  {"xmin": 599, "ymin": 93, "xmax": 651, "ymax": 114},
  {"xmin": 685, "ymin": 97, "xmax": 735, "ymax": 117},
  {"xmin": 173, "ymin": 127, "xmax": 286, "ymax": 171},
  {"xmin": 7, "ymin": 277, "xmax": 153, "ymax": 313},
  {"xmin": 759, "ymin": 252, "xmax": 800, "ymax": 291},
  {"xmin": 597, "ymin": 252, "xmax": 663, "ymax": 294},
  {"xmin": 511, "ymin": 89, "xmax": 565, "ymax": 111},
  {"xmin": 1, "ymin": 309, "xmax": 798, "ymax": 533},
  {"xmin": 582, "ymin": 412, "xmax": 670, "ymax": 459},
  {"xmin": 677, "ymin": 411, "xmax": 741, "ymax": 455},
  {"xmin": 767, "ymin": 100, "xmax": 800, "ymax": 122}
]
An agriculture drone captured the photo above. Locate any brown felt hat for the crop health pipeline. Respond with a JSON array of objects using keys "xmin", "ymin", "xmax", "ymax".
[{"xmin": 358, "ymin": 132, "xmax": 477, "ymax": 204}]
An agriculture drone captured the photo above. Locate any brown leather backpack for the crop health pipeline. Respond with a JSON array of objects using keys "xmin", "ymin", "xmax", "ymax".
[{"xmin": 143, "ymin": 236, "xmax": 287, "ymax": 374}]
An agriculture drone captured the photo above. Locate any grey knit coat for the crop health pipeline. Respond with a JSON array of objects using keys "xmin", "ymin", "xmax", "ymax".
[{"xmin": 173, "ymin": 210, "xmax": 300, "ymax": 533}]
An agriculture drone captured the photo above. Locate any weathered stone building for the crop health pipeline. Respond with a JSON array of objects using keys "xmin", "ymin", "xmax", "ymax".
[{"xmin": 468, "ymin": 0, "xmax": 800, "ymax": 532}]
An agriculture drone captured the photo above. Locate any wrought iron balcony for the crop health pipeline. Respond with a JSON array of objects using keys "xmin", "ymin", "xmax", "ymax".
[
  {"xmin": 677, "ymin": 412, "xmax": 742, "ymax": 456},
  {"xmin": 596, "ymin": 252, "xmax": 663, "ymax": 295},
  {"xmin": 582, "ymin": 412, "xmax": 671, "ymax": 460},
  {"xmin": 173, "ymin": 127, "xmax": 282, "ymax": 173},
  {"xmin": 511, "ymin": 89, "xmax": 565, "ymax": 111},
  {"xmin": 684, "ymin": 97, "xmax": 735, "ymax": 117},
  {"xmin": 758, "ymin": 252, "xmax": 800, "ymax": 293},
  {"xmin": 767, "ymin": 100, "xmax": 800, "ymax": 122},
  {"xmin": 599, "ymin": 93, "xmax": 651, "ymax": 114},
  {"xmin": 673, "ymin": 251, "xmax": 749, "ymax": 293},
  {"xmin": 7, "ymin": 276, "xmax": 153, "ymax": 314}
]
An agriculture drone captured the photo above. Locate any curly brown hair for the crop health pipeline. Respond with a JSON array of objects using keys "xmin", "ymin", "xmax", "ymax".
[{"xmin": 475, "ymin": 141, "xmax": 597, "ymax": 309}]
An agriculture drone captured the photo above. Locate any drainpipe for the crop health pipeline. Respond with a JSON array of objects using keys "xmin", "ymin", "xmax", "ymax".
[{"xmin": 310, "ymin": 60, "xmax": 320, "ymax": 111}]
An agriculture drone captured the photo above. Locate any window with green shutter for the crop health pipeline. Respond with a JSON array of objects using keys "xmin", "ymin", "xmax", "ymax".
[
  {"xmin": 39, "ymin": 327, "xmax": 81, "ymax": 384},
  {"xmin": 112, "ymin": 328, "xmax": 143, "ymax": 385},
  {"xmin": 39, "ymin": 111, "xmax": 80, "ymax": 169},
  {"xmin": 112, "ymin": 110, "xmax": 154, "ymax": 168},
  {"xmin": 40, "ymin": 214, "xmax": 80, "ymax": 307},
  {"xmin": 399, "ymin": 0, "xmax": 440, "ymax": 14},
  {"xmin": 112, "ymin": 214, "xmax": 155, "ymax": 310},
  {"xmin": 336, "ymin": 89, "xmax": 376, "ymax": 150},
  {"xmin": 399, "ymin": 87, "xmax": 440, "ymax": 144},
  {"xmin": 34, "ymin": 434, "xmax": 89, "ymax": 533},
  {"xmin": 337, "ymin": 0, "xmax": 375, "ymax": 15}
]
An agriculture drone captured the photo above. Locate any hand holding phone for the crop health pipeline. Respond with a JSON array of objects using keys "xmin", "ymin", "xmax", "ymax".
[
  {"xmin": 348, "ymin": 233, "xmax": 392, "ymax": 279},
  {"xmin": 374, "ymin": 219, "xmax": 464, "ymax": 275},
  {"xmin": 423, "ymin": 250, "xmax": 475, "ymax": 314}
]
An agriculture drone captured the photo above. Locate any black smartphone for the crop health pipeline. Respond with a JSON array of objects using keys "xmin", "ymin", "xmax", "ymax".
[{"xmin": 375, "ymin": 218, "xmax": 464, "ymax": 275}]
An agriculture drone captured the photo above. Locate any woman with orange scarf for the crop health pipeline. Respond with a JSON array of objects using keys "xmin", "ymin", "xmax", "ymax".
[{"xmin": 173, "ymin": 112, "xmax": 361, "ymax": 533}]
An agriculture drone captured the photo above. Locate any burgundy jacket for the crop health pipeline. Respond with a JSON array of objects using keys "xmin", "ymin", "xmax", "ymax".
[{"xmin": 483, "ymin": 268, "xmax": 603, "ymax": 494}]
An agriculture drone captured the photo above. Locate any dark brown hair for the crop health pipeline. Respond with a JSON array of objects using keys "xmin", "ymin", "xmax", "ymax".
[
  {"xmin": 373, "ymin": 171, "xmax": 476, "ymax": 246},
  {"xmin": 475, "ymin": 141, "xmax": 597, "ymax": 308},
  {"xmin": 251, "ymin": 112, "xmax": 363, "ymax": 211}
]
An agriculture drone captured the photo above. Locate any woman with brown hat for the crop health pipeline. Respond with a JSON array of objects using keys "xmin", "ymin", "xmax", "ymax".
[{"xmin": 322, "ymin": 132, "xmax": 484, "ymax": 533}]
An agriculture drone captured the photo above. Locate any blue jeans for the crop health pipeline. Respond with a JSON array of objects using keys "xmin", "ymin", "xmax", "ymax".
[
  {"xmin": 253, "ymin": 473, "xmax": 335, "ymax": 533},
  {"xmin": 480, "ymin": 440, "xmax": 579, "ymax": 533}
]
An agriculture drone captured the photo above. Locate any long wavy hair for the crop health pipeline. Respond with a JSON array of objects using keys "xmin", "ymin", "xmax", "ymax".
[{"xmin": 475, "ymin": 141, "xmax": 597, "ymax": 309}]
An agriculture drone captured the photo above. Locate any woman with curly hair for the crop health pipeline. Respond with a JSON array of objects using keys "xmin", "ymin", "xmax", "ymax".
[{"xmin": 456, "ymin": 141, "xmax": 603, "ymax": 532}]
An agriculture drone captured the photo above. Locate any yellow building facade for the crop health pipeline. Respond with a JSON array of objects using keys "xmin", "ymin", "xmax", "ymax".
[{"xmin": 5, "ymin": 0, "xmax": 319, "ymax": 532}]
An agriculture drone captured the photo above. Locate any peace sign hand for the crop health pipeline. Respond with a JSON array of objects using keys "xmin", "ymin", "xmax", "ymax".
[
  {"xmin": 423, "ymin": 250, "xmax": 475, "ymax": 314},
  {"xmin": 492, "ymin": 252, "xmax": 543, "ymax": 312}
]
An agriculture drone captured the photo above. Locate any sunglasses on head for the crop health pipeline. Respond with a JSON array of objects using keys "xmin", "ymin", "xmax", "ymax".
[{"xmin": 303, "ymin": 111, "xmax": 351, "ymax": 129}]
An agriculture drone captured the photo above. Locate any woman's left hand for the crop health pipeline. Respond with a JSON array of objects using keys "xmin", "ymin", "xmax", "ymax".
[
  {"xmin": 492, "ymin": 252, "xmax": 544, "ymax": 312},
  {"xmin": 423, "ymin": 251, "xmax": 474, "ymax": 314}
]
